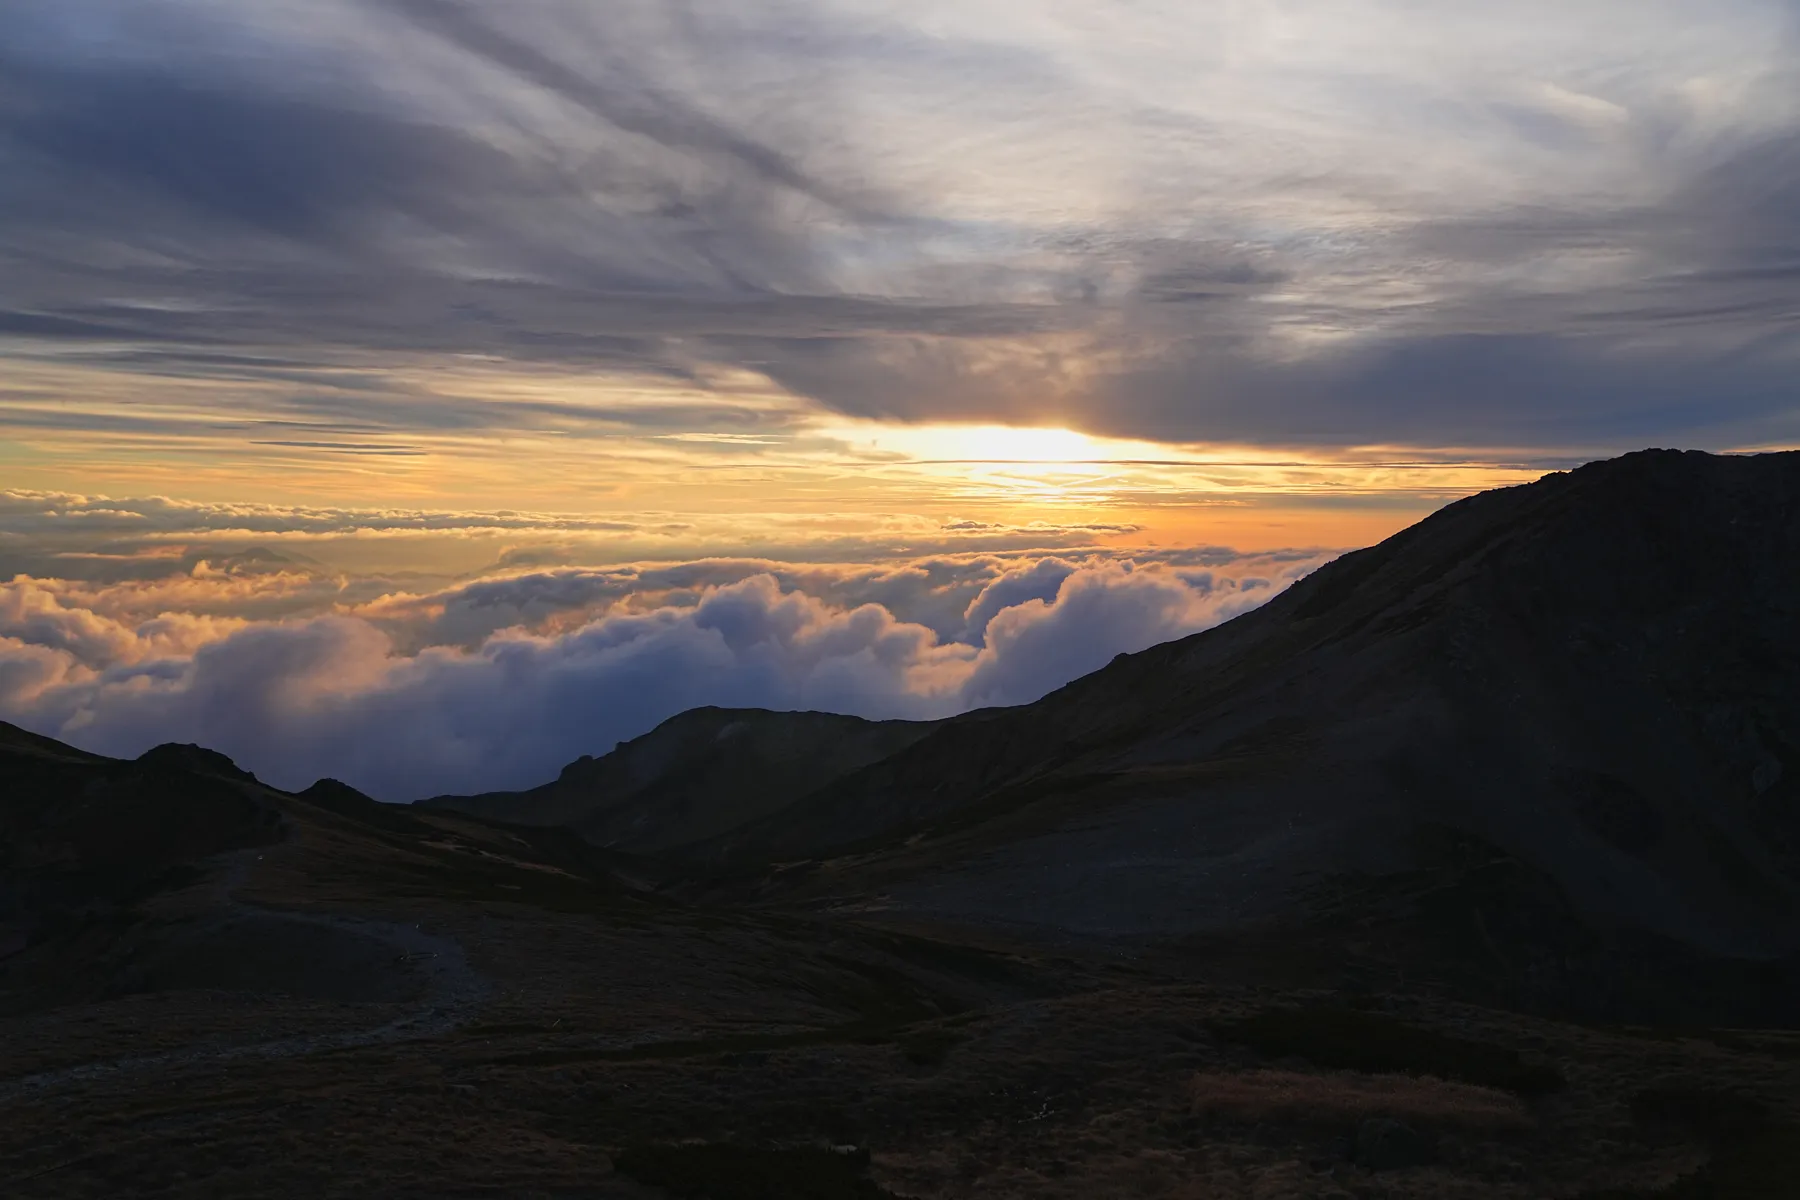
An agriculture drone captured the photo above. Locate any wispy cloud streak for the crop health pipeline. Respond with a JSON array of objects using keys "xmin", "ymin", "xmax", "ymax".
[{"xmin": 2, "ymin": 0, "xmax": 1797, "ymax": 458}]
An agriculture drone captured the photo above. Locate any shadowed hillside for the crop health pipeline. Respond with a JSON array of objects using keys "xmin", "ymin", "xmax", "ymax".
[
  {"xmin": 433, "ymin": 449, "xmax": 1800, "ymax": 1023},
  {"xmin": 5, "ymin": 451, "xmax": 1799, "ymax": 1197},
  {"xmin": 423, "ymin": 707, "xmax": 934, "ymax": 854}
]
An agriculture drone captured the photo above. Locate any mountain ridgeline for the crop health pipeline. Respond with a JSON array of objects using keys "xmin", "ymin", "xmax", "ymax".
[
  {"xmin": 6, "ymin": 449, "xmax": 1799, "ymax": 1029},
  {"xmin": 424, "ymin": 708, "xmax": 935, "ymax": 855},
  {"xmin": 7, "ymin": 449, "xmax": 1799, "ymax": 1195},
  {"xmin": 423, "ymin": 449, "xmax": 1800, "ymax": 1020}
]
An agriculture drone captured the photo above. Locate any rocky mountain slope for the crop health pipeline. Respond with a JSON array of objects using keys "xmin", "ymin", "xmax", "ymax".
[
  {"xmin": 433, "ymin": 449, "xmax": 1800, "ymax": 1021},
  {"xmin": 423, "ymin": 707, "xmax": 934, "ymax": 854},
  {"xmin": 5, "ymin": 450, "xmax": 1800, "ymax": 1196}
]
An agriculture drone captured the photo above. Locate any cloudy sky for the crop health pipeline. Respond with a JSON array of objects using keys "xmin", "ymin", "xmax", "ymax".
[{"xmin": 2, "ymin": 1, "xmax": 1796, "ymax": 796}]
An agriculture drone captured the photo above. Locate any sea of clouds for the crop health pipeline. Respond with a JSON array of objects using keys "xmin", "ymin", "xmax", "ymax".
[{"xmin": 0, "ymin": 544, "xmax": 1333, "ymax": 799}]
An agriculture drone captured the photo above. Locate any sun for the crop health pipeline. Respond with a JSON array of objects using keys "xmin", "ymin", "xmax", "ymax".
[
  {"xmin": 825, "ymin": 421, "xmax": 1132, "ymax": 465},
  {"xmin": 923, "ymin": 425, "xmax": 1113, "ymax": 463}
]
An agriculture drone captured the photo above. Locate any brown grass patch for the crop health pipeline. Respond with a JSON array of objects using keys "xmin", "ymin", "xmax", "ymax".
[{"xmin": 1190, "ymin": 1068, "xmax": 1530, "ymax": 1129}]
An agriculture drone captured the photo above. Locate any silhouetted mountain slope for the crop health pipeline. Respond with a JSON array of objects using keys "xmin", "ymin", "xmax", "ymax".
[
  {"xmin": 422, "ymin": 707, "xmax": 933, "ymax": 853},
  {"xmin": 724, "ymin": 450, "xmax": 1800, "ymax": 884},
  {"xmin": 421, "ymin": 449, "xmax": 1800, "ymax": 1020},
  {"xmin": 0, "ymin": 732, "xmax": 284, "ymax": 917},
  {"xmin": 8, "ymin": 456, "xmax": 1800, "ymax": 1192},
  {"xmin": 0, "ymin": 728, "xmax": 656, "ymax": 1015},
  {"xmin": 709, "ymin": 449, "xmax": 1799, "ymax": 1018},
  {"xmin": 7, "ymin": 450, "xmax": 1798, "ymax": 1027}
]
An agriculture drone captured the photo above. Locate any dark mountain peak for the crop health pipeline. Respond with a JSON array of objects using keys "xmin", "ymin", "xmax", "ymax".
[
  {"xmin": 136, "ymin": 742, "xmax": 259, "ymax": 784},
  {"xmin": 3, "ymin": 739, "xmax": 282, "ymax": 937},
  {"xmin": 427, "ymin": 706, "xmax": 935, "ymax": 852},
  {"xmin": 299, "ymin": 777, "xmax": 377, "ymax": 805},
  {"xmin": 507, "ymin": 449, "xmax": 1797, "ymax": 1021},
  {"xmin": 1268, "ymin": 447, "xmax": 1798, "ymax": 629},
  {"xmin": 556, "ymin": 755, "xmax": 597, "ymax": 780},
  {"xmin": 0, "ymin": 720, "xmax": 108, "ymax": 764},
  {"xmin": 294, "ymin": 776, "xmax": 432, "ymax": 835},
  {"xmin": 426, "ymin": 452, "xmax": 1800, "ymax": 917}
]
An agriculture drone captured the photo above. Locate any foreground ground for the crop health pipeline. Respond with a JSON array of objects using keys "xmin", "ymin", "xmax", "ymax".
[{"xmin": 3, "ymin": 785, "xmax": 1797, "ymax": 1199}]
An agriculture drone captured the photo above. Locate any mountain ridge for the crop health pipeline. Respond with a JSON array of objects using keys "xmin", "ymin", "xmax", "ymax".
[
  {"xmin": 422, "ymin": 448, "xmax": 1800, "ymax": 1019},
  {"xmin": 7, "ymin": 448, "xmax": 1800, "ymax": 1025},
  {"xmin": 420, "ymin": 706, "xmax": 937, "ymax": 853},
  {"xmin": 8, "ymin": 451, "xmax": 1800, "ymax": 1197}
]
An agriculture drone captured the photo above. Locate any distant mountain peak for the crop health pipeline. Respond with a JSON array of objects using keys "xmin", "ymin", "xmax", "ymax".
[{"xmin": 136, "ymin": 742, "xmax": 258, "ymax": 784}]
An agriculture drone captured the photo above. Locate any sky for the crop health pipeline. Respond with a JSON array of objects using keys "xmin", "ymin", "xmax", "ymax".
[{"xmin": 2, "ymin": 1, "xmax": 1797, "ymax": 797}]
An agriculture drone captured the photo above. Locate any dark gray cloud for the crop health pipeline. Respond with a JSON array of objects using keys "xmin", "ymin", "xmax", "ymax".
[
  {"xmin": 382, "ymin": 0, "xmax": 875, "ymax": 220},
  {"xmin": 5, "ymin": 71, "xmax": 498, "ymax": 244},
  {"xmin": 3, "ymin": 0, "xmax": 1799, "ymax": 449}
]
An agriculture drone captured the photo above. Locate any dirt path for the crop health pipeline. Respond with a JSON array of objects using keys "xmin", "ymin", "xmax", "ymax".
[{"xmin": 0, "ymin": 850, "xmax": 490, "ymax": 1105}]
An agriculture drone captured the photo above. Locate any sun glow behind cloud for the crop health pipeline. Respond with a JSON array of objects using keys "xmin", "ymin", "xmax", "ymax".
[
  {"xmin": 816, "ymin": 418, "xmax": 1552, "ymax": 515},
  {"xmin": 875, "ymin": 425, "xmax": 1126, "ymax": 465},
  {"xmin": 0, "ymin": 348, "xmax": 1548, "ymax": 553},
  {"xmin": 4, "ymin": 0, "xmax": 1796, "ymax": 546}
]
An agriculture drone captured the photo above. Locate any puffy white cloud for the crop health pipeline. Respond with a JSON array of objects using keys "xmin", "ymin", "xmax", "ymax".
[
  {"xmin": 0, "ymin": 548, "xmax": 1332, "ymax": 799},
  {"xmin": 958, "ymin": 557, "xmax": 1079, "ymax": 645},
  {"xmin": 962, "ymin": 562, "xmax": 1285, "ymax": 708},
  {"xmin": 0, "ymin": 637, "xmax": 90, "ymax": 709},
  {"xmin": 0, "ymin": 577, "xmax": 249, "ymax": 667}
]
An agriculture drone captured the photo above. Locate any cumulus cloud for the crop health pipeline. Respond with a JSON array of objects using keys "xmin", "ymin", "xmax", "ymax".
[
  {"xmin": 958, "ymin": 557, "xmax": 1077, "ymax": 644},
  {"xmin": 962, "ymin": 563, "xmax": 1276, "ymax": 708},
  {"xmin": 0, "ymin": 549, "xmax": 1330, "ymax": 799},
  {"xmin": 0, "ymin": 578, "xmax": 247, "ymax": 668},
  {"xmin": 349, "ymin": 544, "xmax": 1323, "ymax": 652}
]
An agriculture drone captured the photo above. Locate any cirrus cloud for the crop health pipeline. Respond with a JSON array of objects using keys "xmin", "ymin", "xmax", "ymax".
[{"xmin": 3, "ymin": 0, "xmax": 1800, "ymax": 462}]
